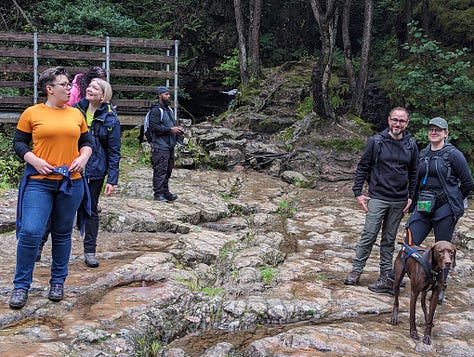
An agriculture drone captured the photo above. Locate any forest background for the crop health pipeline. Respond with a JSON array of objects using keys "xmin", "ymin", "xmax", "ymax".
[{"xmin": 0, "ymin": 0, "xmax": 473, "ymax": 188}]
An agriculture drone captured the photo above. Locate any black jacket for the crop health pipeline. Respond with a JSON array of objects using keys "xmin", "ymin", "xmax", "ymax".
[
  {"xmin": 352, "ymin": 128, "xmax": 418, "ymax": 201},
  {"xmin": 148, "ymin": 102, "xmax": 178, "ymax": 150},
  {"xmin": 414, "ymin": 143, "xmax": 473, "ymax": 219}
]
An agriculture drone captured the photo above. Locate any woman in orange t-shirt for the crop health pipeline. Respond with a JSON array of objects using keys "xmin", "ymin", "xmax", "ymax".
[{"xmin": 9, "ymin": 66, "xmax": 92, "ymax": 309}]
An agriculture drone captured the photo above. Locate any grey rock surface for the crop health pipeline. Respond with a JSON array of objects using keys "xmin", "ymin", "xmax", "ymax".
[{"xmin": 0, "ymin": 167, "xmax": 473, "ymax": 356}]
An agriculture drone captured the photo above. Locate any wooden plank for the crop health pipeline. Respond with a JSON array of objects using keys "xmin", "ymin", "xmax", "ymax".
[
  {"xmin": 109, "ymin": 36, "xmax": 177, "ymax": 49},
  {"xmin": 0, "ymin": 96, "xmax": 34, "ymax": 105},
  {"xmin": 110, "ymin": 52, "xmax": 173, "ymax": 64},
  {"xmin": 0, "ymin": 112, "xmax": 21, "ymax": 123},
  {"xmin": 109, "ymin": 68, "xmax": 173, "ymax": 79},
  {"xmin": 0, "ymin": 81, "xmax": 33, "ymax": 88},
  {"xmin": 0, "ymin": 47, "xmax": 173, "ymax": 63},
  {"xmin": 0, "ymin": 64, "xmax": 174, "ymax": 79},
  {"xmin": 0, "ymin": 31, "xmax": 177, "ymax": 49},
  {"xmin": 0, "ymin": 32, "xmax": 34, "ymax": 42},
  {"xmin": 116, "ymin": 114, "xmax": 147, "ymax": 126},
  {"xmin": 0, "ymin": 112, "xmax": 146, "ymax": 126},
  {"xmin": 111, "ymin": 85, "xmax": 157, "ymax": 92}
]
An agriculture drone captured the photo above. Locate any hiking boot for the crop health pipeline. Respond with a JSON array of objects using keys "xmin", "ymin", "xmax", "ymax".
[
  {"xmin": 387, "ymin": 275, "xmax": 407, "ymax": 288},
  {"xmin": 368, "ymin": 271, "xmax": 394, "ymax": 295},
  {"xmin": 344, "ymin": 270, "xmax": 361, "ymax": 285},
  {"xmin": 48, "ymin": 283, "xmax": 64, "ymax": 302},
  {"xmin": 165, "ymin": 192, "xmax": 178, "ymax": 201},
  {"xmin": 154, "ymin": 194, "xmax": 168, "ymax": 202},
  {"xmin": 9, "ymin": 288, "xmax": 28, "ymax": 309},
  {"xmin": 84, "ymin": 253, "xmax": 99, "ymax": 268}
]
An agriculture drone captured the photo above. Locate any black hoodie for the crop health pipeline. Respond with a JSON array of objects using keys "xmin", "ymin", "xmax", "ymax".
[{"xmin": 352, "ymin": 128, "xmax": 418, "ymax": 201}]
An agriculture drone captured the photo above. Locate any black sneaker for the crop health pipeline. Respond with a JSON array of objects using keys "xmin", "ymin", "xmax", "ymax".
[
  {"xmin": 9, "ymin": 288, "xmax": 28, "ymax": 309},
  {"xmin": 48, "ymin": 283, "xmax": 64, "ymax": 302}
]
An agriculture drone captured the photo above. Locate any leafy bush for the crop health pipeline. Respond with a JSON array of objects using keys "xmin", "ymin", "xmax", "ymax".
[
  {"xmin": 215, "ymin": 49, "xmax": 241, "ymax": 88},
  {"xmin": 381, "ymin": 22, "xmax": 474, "ymax": 162},
  {"xmin": 0, "ymin": 130, "xmax": 23, "ymax": 190}
]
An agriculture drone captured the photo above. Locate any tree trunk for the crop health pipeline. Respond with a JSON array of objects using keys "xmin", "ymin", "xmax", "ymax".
[
  {"xmin": 421, "ymin": 0, "xmax": 430, "ymax": 34},
  {"xmin": 233, "ymin": 0, "xmax": 249, "ymax": 85},
  {"xmin": 351, "ymin": 0, "xmax": 373, "ymax": 116},
  {"xmin": 342, "ymin": 0, "xmax": 356, "ymax": 93},
  {"xmin": 309, "ymin": 0, "xmax": 338, "ymax": 119},
  {"xmin": 248, "ymin": 0, "xmax": 262, "ymax": 79}
]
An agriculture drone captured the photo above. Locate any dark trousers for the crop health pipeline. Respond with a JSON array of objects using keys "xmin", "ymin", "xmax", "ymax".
[
  {"xmin": 405, "ymin": 202, "xmax": 457, "ymax": 245},
  {"xmin": 151, "ymin": 148, "xmax": 174, "ymax": 197},
  {"xmin": 84, "ymin": 178, "xmax": 104, "ymax": 254}
]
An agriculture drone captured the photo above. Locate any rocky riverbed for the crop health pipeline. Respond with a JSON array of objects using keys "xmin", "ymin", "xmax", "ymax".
[{"xmin": 0, "ymin": 166, "xmax": 473, "ymax": 357}]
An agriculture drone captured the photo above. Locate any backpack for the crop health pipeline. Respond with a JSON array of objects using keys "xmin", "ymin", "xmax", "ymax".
[
  {"xmin": 143, "ymin": 107, "xmax": 163, "ymax": 142},
  {"xmin": 371, "ymin": 134, "xmax": 416, "ymax": 165},
  {"xmin": 419, "ymin": 143, "xmax": 455, "ymax": 178}
]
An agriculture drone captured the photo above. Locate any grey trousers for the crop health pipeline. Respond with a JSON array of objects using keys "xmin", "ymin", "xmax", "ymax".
[{"xmin": 352, "ymin": 198, "xmax": 406, "ymax": 273}]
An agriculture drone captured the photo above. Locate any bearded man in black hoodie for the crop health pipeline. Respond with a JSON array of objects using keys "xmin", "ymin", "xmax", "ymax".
[
  {"xmin": 344, "ymin": 107, "xmax": 418, "ymax": 291},
  {"xmin": 148, "ymin": 86, "xmax": 184, "ymax": 202}
]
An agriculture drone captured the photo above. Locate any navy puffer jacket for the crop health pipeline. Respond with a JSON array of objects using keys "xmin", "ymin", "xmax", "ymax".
[{"xmin": 75, "ymin": 98, "xmax": 121, "ymax": 184}]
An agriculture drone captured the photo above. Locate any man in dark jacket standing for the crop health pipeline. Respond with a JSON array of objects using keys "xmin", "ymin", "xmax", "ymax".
[
  {"xmin": 149, "ymin": 86, "xmax": 183, "ymax": 202},
  {"xmin": 344, "ymin": 107, "xmax": 418, "ymax": 293}
]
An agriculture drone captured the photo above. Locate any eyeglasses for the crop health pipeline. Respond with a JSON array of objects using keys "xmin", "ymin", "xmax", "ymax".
[
  {"xmin": 428, "ymin": 127, "xmax": 444, "ymax": 133},
  {"xmin": 49, "ymin": 82, "xmax": 72, "ymax": 89},
  {"xmin": 389, "ymin": 118, "xmax": 408, "ymax": 124}
]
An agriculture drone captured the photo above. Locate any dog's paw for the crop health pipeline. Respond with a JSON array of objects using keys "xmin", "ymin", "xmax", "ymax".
[
  {"xmin": 410, "ymin": 331, "xmax": 420, "ymax": 340},
  {"xmin": 423, "ymin": 335, "xmax": 432, "ymax": 345},
  {"xmin": 390, "ymin": 316, "xmax": 399, "ymax": 325}
]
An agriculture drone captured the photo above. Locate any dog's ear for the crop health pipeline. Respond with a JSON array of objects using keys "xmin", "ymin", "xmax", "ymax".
[{"xmin": 428, "ymin": 244, "xmax": 435, "ymax": 268}]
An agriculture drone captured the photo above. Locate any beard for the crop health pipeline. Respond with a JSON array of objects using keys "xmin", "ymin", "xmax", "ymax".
[{"xmin": 163, "ymin": 98, "xmax": 171, "ymax": 107}]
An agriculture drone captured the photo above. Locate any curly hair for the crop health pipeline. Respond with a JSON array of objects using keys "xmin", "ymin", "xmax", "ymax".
[{"xmin": 77, "ymin": 66, "xmax": 106, "ymax": 99}]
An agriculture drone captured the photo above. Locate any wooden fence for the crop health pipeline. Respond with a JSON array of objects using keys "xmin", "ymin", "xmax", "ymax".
[{"xmin": 0, "ymin": 31, "xmax": 179, "ymax": 125}]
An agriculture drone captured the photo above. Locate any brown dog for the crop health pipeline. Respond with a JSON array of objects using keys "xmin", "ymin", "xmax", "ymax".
[{"xmin": 390, "ymin": 240, "xmax": 456, "ymax": 345}]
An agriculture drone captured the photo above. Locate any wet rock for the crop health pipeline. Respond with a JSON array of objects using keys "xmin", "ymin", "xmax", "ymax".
[{"xmin": 0, "ymin": 168, "xmax": 473, "ymax": 356}]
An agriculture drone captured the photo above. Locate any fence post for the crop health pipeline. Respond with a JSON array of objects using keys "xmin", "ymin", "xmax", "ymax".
[
  {"xmin": 33, "ymin": 32, "xmax": 38, "ymax": 104},
  {"xmin": 174, "ymin": 40, "xmax": 179, "ymax": 120},
  {"xmin": 105, "ymin": 36, "xmax": 110, "ymax": 81}
]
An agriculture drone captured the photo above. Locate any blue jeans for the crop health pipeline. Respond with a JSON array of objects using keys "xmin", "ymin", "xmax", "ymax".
[
  {"xmin": 352, "ymin": 198, "xmax": 406, "ymax": 273},
  {"xmin": 14, "ymin": 178, "xmax": 84, "ymax": 290}
]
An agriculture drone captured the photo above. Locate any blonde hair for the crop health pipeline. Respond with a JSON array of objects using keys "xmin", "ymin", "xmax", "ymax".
[{"xmin": 90, "ymin": 78, "xmax": 113, "ymax": 102}]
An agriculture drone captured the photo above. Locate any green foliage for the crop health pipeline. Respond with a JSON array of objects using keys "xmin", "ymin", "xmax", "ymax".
[
  {"xmin": 215, "ymin": 49, "xmax": 241, "ymax": 88},
  {"xmin": 296, "ymin": 96, "xmax": 314, "ymax": 120},
  {"xmin": 316, "ymin": 138, "xmax": 366, "ymax": 153},
  {"xmin": 430, "ymin": 0, "xmax": 474, "ymax": 46},
  {"xmin": 134, "ymin": 336, "xmax": 162, "ymax": 357},
  {"xmin": 328, "ymin": 48, "xmax": 352, "ymax": 112},
  {"xmin": 382, "ymin": 22, "xmax": 474, "ymax": 159},
  {"xmin": 31, "ymin": 0, "xmax": 138, "ymax": 36},
  {"xmin": 259, "ymin": 266, "xmax": 276, "ymax": 285},
  {"xmin": 120, "ymin": 128, "xmax": 150, "ymax": 167},
  {"xmin": 0, "ymin": 130, "xmax": 23, "ymax": 190},
  {"xmin": 201, "ymin": 287, "xmax": 225, "ymax": 297},
  {"xmin": 277, "ymin": 200, "xmax": 296, "ymax": 216}
]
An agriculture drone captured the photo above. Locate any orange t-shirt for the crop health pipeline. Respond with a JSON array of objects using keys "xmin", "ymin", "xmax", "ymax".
[{"xmin": 16, "ymin": 103, "xmax": 89, "ymax": 180}]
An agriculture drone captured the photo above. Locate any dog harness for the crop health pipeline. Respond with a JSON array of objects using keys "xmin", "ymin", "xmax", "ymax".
[{"xmin": 400, "ymin": 243, "xmax": 442, "ymax": 289}]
